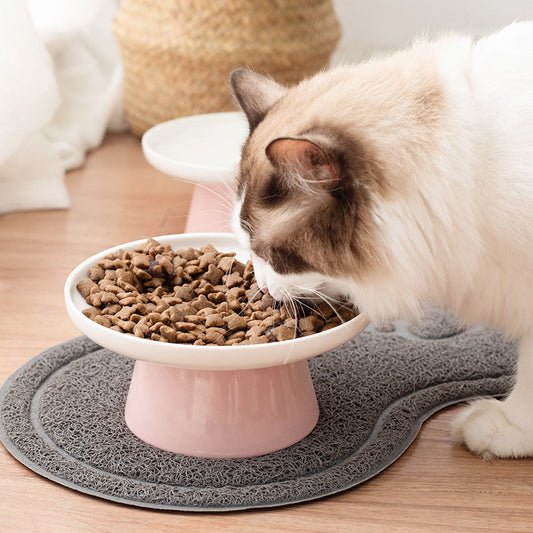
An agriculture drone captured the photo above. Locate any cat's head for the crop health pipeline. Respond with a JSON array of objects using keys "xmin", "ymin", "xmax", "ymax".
[{"xmin": 230, "ymin": 69, "xmax": 384, "ymax": 307}]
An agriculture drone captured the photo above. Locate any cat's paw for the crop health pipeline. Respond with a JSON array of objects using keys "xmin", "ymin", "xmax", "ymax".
[{"xmin": 451, "ymin": 398, "xmax": 533, "ymax": 459}]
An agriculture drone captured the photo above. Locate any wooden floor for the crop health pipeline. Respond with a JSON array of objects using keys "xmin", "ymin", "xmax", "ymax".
[{"xmin": 1, "ymin": 132, "xmax": 532, "ymax": 532}]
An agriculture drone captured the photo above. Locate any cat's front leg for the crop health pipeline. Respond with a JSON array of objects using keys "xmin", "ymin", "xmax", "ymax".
[{"xmin": 451, "ymin": 335, "xmax": 533, "ymax": 459}]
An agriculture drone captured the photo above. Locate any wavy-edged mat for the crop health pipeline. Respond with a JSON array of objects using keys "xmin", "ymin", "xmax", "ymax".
[{"xmin": 0, "ymin": 317, "xmax": 516, "ymax": 511}]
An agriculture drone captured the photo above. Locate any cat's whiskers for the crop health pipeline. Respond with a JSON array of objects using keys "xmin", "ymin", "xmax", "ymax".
[
  {"xmin": 221, "ymin": 256, "xmax": 236, "ymax": 277},
  {"xmin": 192, "ymin": 180, "xmax": 237, "ymax": 216},
  {"xmin": 241, "ymin": 219, "xmax": 253, "ymax": 236},
  {"xmin": 279, "ymin": 287, "xmax": 299, "ymax": 364},
  {"xmin": 292, "ymin": 284, "xmax": 346, "ymax": 323},
  {"xmin": 292, "ymin": 282, "xmax": 350, "ymax": 308},
  {"xmin": 291, "ymin": 296, "xmax": 327, "ymax": 322},
  {"xmin": 283, "ymin": 289, "xmax": 299, "ymax": 337},
  {"xmin": 235, "ymin": 288, "xmax": 262, "ymax": 318},
  {"xmin": 217, "ymin": 174, "xmax": 239, "ymax": 204},
  {"xmin": 197, "ymin": 209, "xmax": 235, "ymax": 230}
]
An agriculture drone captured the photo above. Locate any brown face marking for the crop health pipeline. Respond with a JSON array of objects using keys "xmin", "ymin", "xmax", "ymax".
[
  {"xmin": 269, "ymin": 244, "xmax": 311, "ymax": 274},
  {"xmin": 237, "ymin": 125, "xmax": 385, "ymax": 279},
  {"xmin": 260, "ymin": 172, "xmax": 289, "ymax": 207},
  {"xmin": 233, "ymin": 49, "xmax": 447, "ymax": 281}
]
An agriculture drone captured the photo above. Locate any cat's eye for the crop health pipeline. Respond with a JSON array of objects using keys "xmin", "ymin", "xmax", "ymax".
[
  {"xmin": 269, "ymin": 246, "xmax": 309, "ymax": 274},
  {"xmin": 260, "ymin": 173, "xmax": 288, "ymax": 206}
]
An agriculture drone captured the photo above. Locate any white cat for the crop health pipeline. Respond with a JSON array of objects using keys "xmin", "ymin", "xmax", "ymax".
[{"xmin": 230, "ymin": 21, "xmax": 533, "ymax": 459}]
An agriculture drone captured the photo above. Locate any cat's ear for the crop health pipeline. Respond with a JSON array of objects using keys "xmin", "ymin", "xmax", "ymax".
[
  {"xmin": 230, "ymin": 69, "xmax": 287, "ymax": 131},
  {"xmin": 266, "ymin": 137, "xmax": 339, "ymax": 187}
]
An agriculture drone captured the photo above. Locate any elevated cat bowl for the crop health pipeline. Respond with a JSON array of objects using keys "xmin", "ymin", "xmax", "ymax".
[
  {"xmin": 65, "ymin": 233, "xmax": 369, "ymax": 458},
  {"xmin": 142, "ymin": 112, "xmax": 248, "ymax": 233},
  {"xmin": 91, "ymin": 111, "xmax": 371, "ymax": 458}
]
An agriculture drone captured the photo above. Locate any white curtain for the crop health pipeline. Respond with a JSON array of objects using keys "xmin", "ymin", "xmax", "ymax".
[{"xmin": 0, "ymin": 0, "xmax": 125, "ymax": 214}]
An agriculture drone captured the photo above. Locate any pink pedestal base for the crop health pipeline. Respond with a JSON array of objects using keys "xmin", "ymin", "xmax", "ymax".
[
  {"xmin": 124, "ymin": 183, "xmax": 320, "ymax": 458},
  {"xmin": 185, "ymin": 184, "xmax": 234, "ymax": 233},
  {"xmin": 125, "ymin": 360, "xmax": 319, "ymax": 458}
]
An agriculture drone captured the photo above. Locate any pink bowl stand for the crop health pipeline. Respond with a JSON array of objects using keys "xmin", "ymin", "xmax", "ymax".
[
  {"xmin": 124, "ymin": 184, "xmax": 320, "ymax": 458},
  {"xmin": 184, "ymin": 184, "xmax": 234, "ymax": 234}
]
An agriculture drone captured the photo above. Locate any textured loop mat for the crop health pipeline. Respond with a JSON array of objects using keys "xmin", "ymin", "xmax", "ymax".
[{"xmin": 0, "ymin": 318, "xmax": 517, "ymax": 512}]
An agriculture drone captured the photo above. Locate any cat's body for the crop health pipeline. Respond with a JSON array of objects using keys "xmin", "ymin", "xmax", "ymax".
[{"xmin": 230, "ymin": 21, "xmax": 533, "ymax": 459}]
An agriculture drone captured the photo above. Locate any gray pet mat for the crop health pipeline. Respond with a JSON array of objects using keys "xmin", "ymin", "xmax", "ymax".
[{"xmin": 0, "ymin": 316, "xmax": 516, "ymax": 512}]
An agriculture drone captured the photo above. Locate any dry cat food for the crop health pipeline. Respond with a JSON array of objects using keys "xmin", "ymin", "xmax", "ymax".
[{"xmin": 77, "ymin": 238, "xmax": 358, "ymax": 346}]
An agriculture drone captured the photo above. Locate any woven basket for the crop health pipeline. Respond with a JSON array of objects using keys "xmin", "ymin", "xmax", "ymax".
[{"xmin": 113, "ymin": 0, "xmax": 341, "ymax": 136}]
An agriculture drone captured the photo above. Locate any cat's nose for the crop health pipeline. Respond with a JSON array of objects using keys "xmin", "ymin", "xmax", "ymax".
[{"xmin": 260, "ymin": 286, "xmax": 269, "ymax": 294}]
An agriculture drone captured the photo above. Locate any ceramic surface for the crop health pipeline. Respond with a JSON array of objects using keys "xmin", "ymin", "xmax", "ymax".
[{"xmin": 141, "ymin": 112, "xmax": 248, "ymax": 184}]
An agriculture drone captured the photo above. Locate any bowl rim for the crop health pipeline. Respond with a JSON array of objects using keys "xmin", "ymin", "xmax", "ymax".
[
  {"xmin": 141, "ymin": 112, "xmax": 248, "ymax": 185},
  {"xmin": 64, "ymin": 233, "xmax": 369, "ymax": 370}
]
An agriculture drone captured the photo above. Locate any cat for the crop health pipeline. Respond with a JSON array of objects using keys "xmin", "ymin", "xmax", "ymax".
[{"xmin": 229, "ymin": 21, "xmax": 533, "ymax": 460}]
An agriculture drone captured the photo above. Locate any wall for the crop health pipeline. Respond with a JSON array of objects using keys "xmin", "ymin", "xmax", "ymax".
[{"xmin": 331, "ymin": 0, "xmax": 533, "ymax": 63}]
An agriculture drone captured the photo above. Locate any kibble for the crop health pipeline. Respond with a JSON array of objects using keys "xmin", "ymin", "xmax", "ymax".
[{"xmin": 77, "ymin": 238, "xmax": 358, "ymax": 345}]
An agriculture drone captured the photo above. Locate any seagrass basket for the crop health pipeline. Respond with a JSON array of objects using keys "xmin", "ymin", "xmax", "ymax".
[{"xmin": 113, "ymin": 0, "xmax": 341, "ymax": 136}]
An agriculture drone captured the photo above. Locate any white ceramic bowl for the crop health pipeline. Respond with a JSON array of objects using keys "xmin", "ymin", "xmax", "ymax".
[
  {"xmin": 65, "ymin": 233, "xmax": 369, "ymax": 371},
  {"xmin": 141, "ymin": 112, "xmax": 249, "ymax": 184}
]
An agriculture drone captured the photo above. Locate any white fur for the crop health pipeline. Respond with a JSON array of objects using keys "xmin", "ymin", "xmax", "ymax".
[
  {"xmin": 358, "ymin": 23, "xmax": 533, "ymax": 335},
  {"xmin": 234, "ymin": 22, "xmax": 533, "ymax": 458}
]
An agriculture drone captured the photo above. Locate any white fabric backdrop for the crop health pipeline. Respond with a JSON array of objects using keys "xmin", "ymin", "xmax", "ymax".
[{"xmin": 0, "ymin": 0, "xmax": 124, "ymax": 214}]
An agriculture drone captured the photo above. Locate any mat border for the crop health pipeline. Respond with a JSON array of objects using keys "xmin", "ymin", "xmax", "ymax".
[{"xmin": 0, "ymin": 337, "xmax": 512, "ymax": 512}]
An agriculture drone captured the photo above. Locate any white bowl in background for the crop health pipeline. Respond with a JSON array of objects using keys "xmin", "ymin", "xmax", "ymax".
[{"xmin": 141, "ymin": 112, "xmax": 248, "ymax": 184}]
